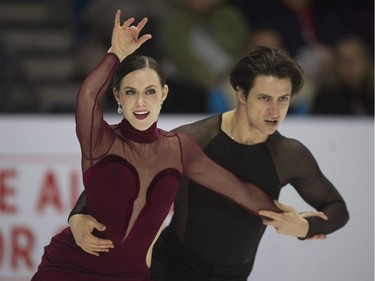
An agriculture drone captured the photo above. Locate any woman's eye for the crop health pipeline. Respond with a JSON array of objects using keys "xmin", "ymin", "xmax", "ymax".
[
  {"xmin": 125, "ymin": 90, "xmax": 136, "ymax": 95},
  {"xmin": 146, "ymin": 89, "xmax": 156, "ymax": 95}
]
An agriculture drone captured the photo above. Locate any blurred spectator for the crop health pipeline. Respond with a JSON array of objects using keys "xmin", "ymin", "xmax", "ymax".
[
  {"xmin": 312, "ymin": 35, "xmax": 374, "ymax": 116},
  {"xmin": 228, "ymin": 0, "xmax": 359, "ymax": 115},
  {"xmin": 251, "ymin": 27, "xmax": 284, "ymax": 49},
  {"xmin": 344, "ymin": 0, "xmax": 374, "ymax": 54},
  {"xmin": 228, "ymin": 0, "xmax": 375, "ymax": 116},
  {"xmin": 0, "ymin": 29, "xmax": 39, "ymax": 113},
  {"xmin": 158, "ymin": 0, "xmax": 250, "ymax": 113},
  {"xmin": 229, "ymin": 0, "xmax": 352, "ymax": 57}
]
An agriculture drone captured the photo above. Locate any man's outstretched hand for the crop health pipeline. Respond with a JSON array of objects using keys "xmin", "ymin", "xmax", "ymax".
[
  {"xmin": 259, "ymin": 200, "xmax": 328, "ymax": 239},
  {"xmin": 69, "ymin": 214, "xmax": 114, "ymax": 256}
]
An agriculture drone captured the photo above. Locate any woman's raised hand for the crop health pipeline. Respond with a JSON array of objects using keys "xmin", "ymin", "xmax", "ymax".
[{"xmin": 109, "ymin": 9, "xmax": 152, "ymax": 61}]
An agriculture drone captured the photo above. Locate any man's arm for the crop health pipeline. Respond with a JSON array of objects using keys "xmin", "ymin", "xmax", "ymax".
[{"xmin": 263, "ymin": 138, "xmax": 349, "ymax": 239}]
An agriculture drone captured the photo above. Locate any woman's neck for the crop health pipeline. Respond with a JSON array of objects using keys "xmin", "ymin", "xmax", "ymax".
[{"xmin": 119, "ymin": 119, "xmax": 159, "ymax": 143}]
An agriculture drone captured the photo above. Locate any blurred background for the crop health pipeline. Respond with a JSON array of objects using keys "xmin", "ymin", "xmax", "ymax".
[{"xmin": 0, "ymin": 0, "xmax": 373, "ymax": 115}]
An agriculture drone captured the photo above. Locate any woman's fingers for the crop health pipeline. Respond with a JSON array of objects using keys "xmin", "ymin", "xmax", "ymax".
[
  {"xmin": 114, "ymin": 9, "xmax": 121, "ymax": 26},
  {"xmin": 135, "ymin": 17, "xmax": 149, "ymax": 32},
  {"xmin": 114, "ymin": 9, "xmax": 135, "ymax": 29},
  {"xmin": 122, "ymin": 17, "xmax": 135, "ymax": 29}
]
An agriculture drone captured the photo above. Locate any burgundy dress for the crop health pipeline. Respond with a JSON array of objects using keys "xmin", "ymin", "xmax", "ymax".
[{"xmin": 31, "ymin": 53, "xmax": 278, "ymax": 281}]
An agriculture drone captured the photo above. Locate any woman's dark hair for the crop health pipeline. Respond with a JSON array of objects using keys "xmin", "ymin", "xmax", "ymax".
[
  {"xmin": 229, "ymin": 46, "xmax": 304, "ymax": 98},
  {"xmin": 112, "ymin": 54, "xmax": 166, "ymax": 90}
]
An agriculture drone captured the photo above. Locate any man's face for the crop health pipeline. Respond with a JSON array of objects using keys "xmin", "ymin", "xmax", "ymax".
[{"xmin": 242, "ymin": 75, "xmax": 292, "ymax": 136}]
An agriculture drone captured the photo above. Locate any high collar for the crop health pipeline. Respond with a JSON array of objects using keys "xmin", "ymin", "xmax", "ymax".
[{"xmin": 119, "ymin": 118, "xmax": 159, "ymax": 143}]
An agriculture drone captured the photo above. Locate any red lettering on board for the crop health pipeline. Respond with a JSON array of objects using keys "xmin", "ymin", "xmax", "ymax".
[
  {"xmin": 11, "ymin": 226, "xmax": 34, "ymax": 270},
  {"xmin": 0, "ymin": 169, "xmax": 17, "ymax": 213},
  {"xmin": 36, "ymin": 171, "xmax": 63, "ymax": 212}
]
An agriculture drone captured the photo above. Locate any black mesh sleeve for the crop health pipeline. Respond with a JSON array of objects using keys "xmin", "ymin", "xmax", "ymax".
[
  {"xmin": 68, "ymin": 191, "xmax": 87, "ymax": 222},
  {"xmin": 271, "ymin": 135, "xmax": 349, "ymax": 238}
]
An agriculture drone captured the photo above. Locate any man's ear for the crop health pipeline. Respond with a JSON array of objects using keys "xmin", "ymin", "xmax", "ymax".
[{"xmin": 236, "ymin": 87, "xmax": 246, "ymax": 105}]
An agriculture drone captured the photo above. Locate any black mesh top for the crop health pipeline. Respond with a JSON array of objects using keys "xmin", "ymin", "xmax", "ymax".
[{"xmin": 166, "ymin": 115, "xmax": 349, "ymax": 265}]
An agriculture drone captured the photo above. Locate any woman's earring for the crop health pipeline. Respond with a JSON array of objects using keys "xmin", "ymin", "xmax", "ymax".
[
  {"xmin": 160, "ymin": 101, "xmax": 163, "ymax": 108},
  {"xmin": 117, "ymin": 102, "xmax": 123, "ymax": 114}
]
